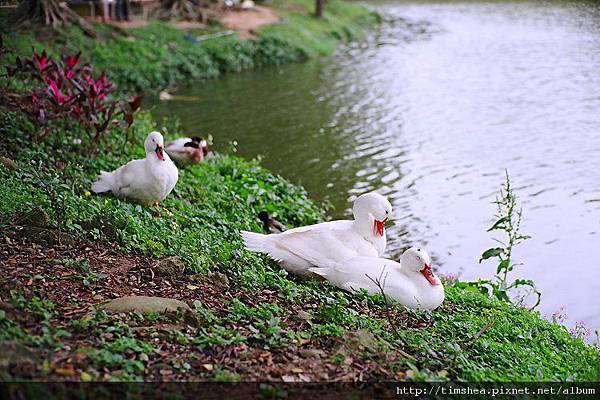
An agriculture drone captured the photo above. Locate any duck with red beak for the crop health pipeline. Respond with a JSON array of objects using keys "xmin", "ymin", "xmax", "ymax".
[
  {"xmin": 241, "ymin": 192, "xmax": 392, "ymax": 275},
  {"xmin": 351, "ymin": 192, "xmax": 392, "ymax": 255},
  {"xmin": 91, "ymin": 131, "xmax": 178, "ymax": 205},
  {"xmin": 308, "ymin": 247, "xmax": 444, "ymax": 310}
]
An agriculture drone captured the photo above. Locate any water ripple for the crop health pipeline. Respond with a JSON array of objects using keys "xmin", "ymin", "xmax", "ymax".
[{"xmin": 152, "ymin": 0, "xmax": 600, "ymax": 337}]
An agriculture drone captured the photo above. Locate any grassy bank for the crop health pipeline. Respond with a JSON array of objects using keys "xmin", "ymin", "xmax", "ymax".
[
  {"xmin": 1, "ymin": 0, "xmax": 379, "ymax": 93},
  {"xmin": 0, "ymin": 0, "xmax": 599, "ymax": 383},
  {"xmin": 0, "ymin": 109, "xmax": 598, "ymax": 381}
]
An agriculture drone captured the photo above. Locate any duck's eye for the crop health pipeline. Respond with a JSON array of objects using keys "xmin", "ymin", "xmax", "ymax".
[{"xmin": 417, "ymin": 248, "xmax": 421, "ymax": 252}]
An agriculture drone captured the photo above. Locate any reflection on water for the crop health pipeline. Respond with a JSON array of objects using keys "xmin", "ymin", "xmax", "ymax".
[{"xmin": 152, "ymin": 1, "xmax": 600, "ymax": 330}]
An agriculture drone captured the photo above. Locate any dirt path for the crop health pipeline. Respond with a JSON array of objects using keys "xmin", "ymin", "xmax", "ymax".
[
  {"xmin": 94, "ymin": 6, "xmax": 280, "ymax": 39},
  {"xmin": 221, "ymin": 6, "xmax": 280, "ymax": 39}
]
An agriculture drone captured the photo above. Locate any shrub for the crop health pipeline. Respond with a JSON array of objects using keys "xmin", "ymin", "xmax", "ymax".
[
  {"xmin": 2, "ymin": 45, "xmax": 140, "ymax": 150},
  {"xmin": 458, "ymin": 172, "xmax": 541, "ymax": 309}
]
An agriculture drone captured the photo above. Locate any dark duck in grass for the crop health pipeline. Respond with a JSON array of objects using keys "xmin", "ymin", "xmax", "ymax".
[
  {"xmin": 257, "ymin": 211, "xmax": 287, "ymax": 234},
  {"xmin": 165, "ymin": 136, "xmax": 211, "ymax": 167}
]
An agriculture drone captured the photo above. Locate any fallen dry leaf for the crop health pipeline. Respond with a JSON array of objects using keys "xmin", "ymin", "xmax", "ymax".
[
  {"xmin": 54, "ymin": 366, "xmax": 76, "ymax": 377},
  {"xmin": 80, "ymin": 372, "xmax": 93, "ymax": 382}
]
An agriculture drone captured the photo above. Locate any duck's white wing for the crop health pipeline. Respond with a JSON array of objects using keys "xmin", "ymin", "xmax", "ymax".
[
  {"xmin": 165, "ymin": 138, "xmax": 204, "ymax": 165},
  {"xmin": 165, "ymin": 138, "xmax": 190, "ymax": 162},
  {"xmin": 92, "ymin": 158, "xmax": 145, "ymax": 196},
  {"xmin": 165, "ymin": 138, "xmax": 191, "ymax": 151},
  {"xmin": 111, "ymin": 159, "xmax": 151, "ymax": 199},
  {"xmin": 266, "ymin": 227, "xmax": 359, "ymax": 266},
  {"xmin": 311, "ymin": 256, "xmax": 401, "ymax": 293},
  {"xmin": 243, "ymin": 220, "xmax": 375, "ymax": 275}
]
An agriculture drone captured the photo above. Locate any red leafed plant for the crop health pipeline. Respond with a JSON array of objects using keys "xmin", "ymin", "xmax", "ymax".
[{"xmin": 4, "ymin": 47, "xmax": 141, "ymax": 150}]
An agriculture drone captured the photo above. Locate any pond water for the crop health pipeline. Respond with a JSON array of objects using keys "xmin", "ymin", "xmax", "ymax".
[{"xmin": 151, "ymin": 1, "xmax": 600, "ymax": 332}]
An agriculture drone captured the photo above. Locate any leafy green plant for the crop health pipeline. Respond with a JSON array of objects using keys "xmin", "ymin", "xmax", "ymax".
[
  {"xmin": 2, "ymin": 95, "xmax": 598, "ymax": 381},
  {"xmin": 469, "ymin": 172, "xmax": 540, "ymax": 309},
  {"xmin": 1, "ymin": 0, "xmax": 377, "ymax": 94},
  {"xmin": 212, "ymin": 367, "xmax": 241, "ymax": 382},
  {"xmin": 85, "ymin": 337, "xmax": 154, "ymax": 381},
  {"xmin": 61, "ymin": 257, "xmax": 106, "ymax": 288},
  {"xmin": 0, "ymin": 309, "xmax": 25, "ymax": 341},
  {"xmin": 194, "ymin": 325, "xmax": 246, "ymax": 348},
  {"xmin": 2, "ymin": 47, "xmax": 140, "ymax": 147},
  {"xmin": 7, "ymin": 292, "xmax": 70, "ymax": 348},
  {"xmin": 9, "ymin": 291, "xmax": 55, "ymax": 321}
]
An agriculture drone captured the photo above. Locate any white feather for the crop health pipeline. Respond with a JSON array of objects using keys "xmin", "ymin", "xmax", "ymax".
[
  {"xmin": 241, "ymin": 192, "xmax": 393, "ymax": 275},
  {"xmin": 91, "ymin": 132, "xmax": 178, "ymax": 204},
  {"xmin": 310, "ymin": 249, "xmax": 445, "ymax": 310}
]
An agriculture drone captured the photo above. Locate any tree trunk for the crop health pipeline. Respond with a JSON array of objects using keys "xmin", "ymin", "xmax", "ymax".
[
  {"xmin": 13, "ymin": 0, "xmax": 97, "ymax": 37},
  {"xmin": 315, "ymin": 0, "xmax": 324, "ymax": 19}
]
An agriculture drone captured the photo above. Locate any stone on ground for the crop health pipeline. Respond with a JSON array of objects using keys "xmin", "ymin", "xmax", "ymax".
[{"xmin": 98, "ymin": 296, "xmax": 190, "ymax": 313}]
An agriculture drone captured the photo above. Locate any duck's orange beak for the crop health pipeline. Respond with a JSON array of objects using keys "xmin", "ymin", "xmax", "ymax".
[
  {"xmin": 155, "ymin": 145, "xmax": 165, "ymax": 161},
  {"xmin": 373, "ymin": 218, "xmax": 387, "ymax": 236},
  {"xmin": 421, "ymin": 264, "xmax": 441, "ymax": 286}
]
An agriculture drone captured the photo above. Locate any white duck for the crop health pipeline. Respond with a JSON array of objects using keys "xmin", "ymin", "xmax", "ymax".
[
  {"xmin": 165, "ymin": 136, "xmax": 210, "ymax": 167},
  {"xmin": 309, "ymin": 248, "xmax": 445, "ymax": 310},
  {"xmin": 241, "ymin": 192, "xmax": 392, "ymax": 275},
  {"xmin": 91, "ymin": 131, "xmax": 178, "ymax": 205}
]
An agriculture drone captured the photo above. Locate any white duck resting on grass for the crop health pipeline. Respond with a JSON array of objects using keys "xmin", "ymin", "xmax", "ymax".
[
  {"xmin": 91, "ymin": 131, "xmax": 178, "ymax": 205},
  {"xmin": 241, "ymin": 192, "xmax": 392, "ymax": 275},
  {"xmin": 165, "ymin": 136, "xmax": 210, "ymax": 167},
  {"xmin": 309, "ymin": 248, "xmax": 445, "ymax": 310}
]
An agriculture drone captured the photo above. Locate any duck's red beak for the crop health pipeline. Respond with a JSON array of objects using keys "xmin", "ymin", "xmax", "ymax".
[
  {"xmin": 373, "ymin": 217, "xmax": 387, "ymax": 236},
  {"xmin": 420, "ymin": 264, "xmax": 441, "ymax": 286},
  {"xmin": 155, "ymin": 145, "xmax": 165, "ymax": 161}
]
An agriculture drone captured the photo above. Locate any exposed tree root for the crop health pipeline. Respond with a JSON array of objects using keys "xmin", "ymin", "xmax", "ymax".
[
  {"xmin": 12, "ymin": 0, "xmax": 98, "ymax": 38},
  {"xmin": 152, "ymin": 0, "xmax": 223, "ymax": 24}
]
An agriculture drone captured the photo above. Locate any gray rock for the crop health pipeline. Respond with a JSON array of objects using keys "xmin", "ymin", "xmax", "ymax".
[
  {"xmin": 338, "ymin": 329, "xmax": 379, "ymax": 355},
  {"xmin": 15, "ymin": 207, "xmax": 49, "ymax": 228},
  {"xmin": 296, "ymin": 310, "xmax": 312, "ymax": 321},
  {"xmin": 153, "ymin": 256, "xmax": 186, "ymax": 277},
  {"xmin": 20, "ymin": 226, "xmax": 75, "ymax": 246},
  {"xmin": 182, "ymin": 309, "xmax": 206, "ymax": 328},
  {"xmin": 299, "ymin": 348, "xmax": 325, "ymax": 359},
  {"xmin": 98, "ymin": 296, "xmax": 190, "ymax": 314},
  {"xmin": 191, "ymin": 271, "xmax": 229, "ymax": 289}
]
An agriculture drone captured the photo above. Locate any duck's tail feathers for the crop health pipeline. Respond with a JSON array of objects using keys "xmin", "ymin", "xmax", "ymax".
[
  {"xmin": 241, "ymin": 231, "xmax": 269, "ymax": 254},
  {"xmin": 91, "ymin": 171, "xmax": 115, "ymax": 193}
]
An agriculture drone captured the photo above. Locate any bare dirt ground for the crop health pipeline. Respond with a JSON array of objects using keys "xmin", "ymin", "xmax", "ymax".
[
  {"xmin": 92, "ymin": 6, "xmax": 280, "ymax": 39},
  {"xmin": 104, "ymin": 17, "xmax": 209, "ymax": 31},
  {"xmin": 221, "ymin": 6, "xmax": 280, "ymax": 39},
  {"xmin": 0, "ymin": 227, "xmax": 412, "ymax": 384}
]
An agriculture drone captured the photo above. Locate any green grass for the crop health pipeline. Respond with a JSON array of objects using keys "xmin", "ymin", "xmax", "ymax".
[
  {"xmin": 260, "ymin": 0, "xmax": 380, "ymax": 56},
  {"xmin": 0, "ymin": 0, "xmax": 598, "ymax": 381},
  {"xmin": 1, "ymin": 0, "xmax": 378, "ymax": 93},
  {"xmin": 0, "ymin": 110, "xmax": 598, "ymax": 381},
  {"xmin": 0, "ymin": 114, "xmax": 324, "ymax": 272}
]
